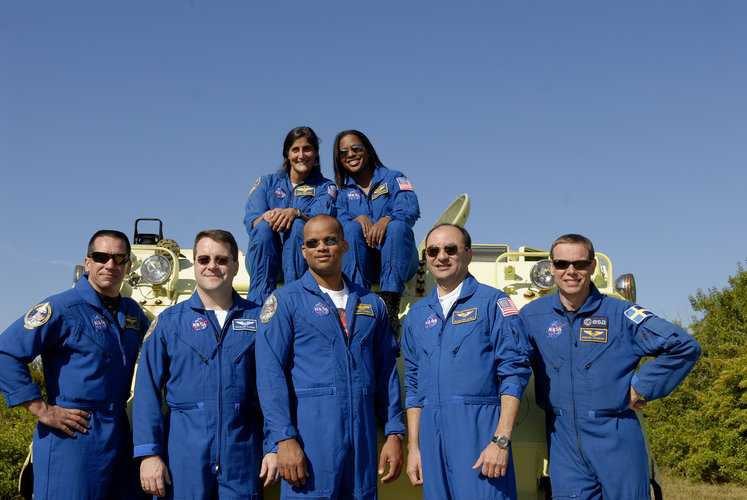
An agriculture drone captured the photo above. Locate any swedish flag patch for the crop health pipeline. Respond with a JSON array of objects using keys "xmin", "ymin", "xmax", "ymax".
[
  {"xmin": 355, "ymin": 303, "xmax": 374, "ymax": 316},
  {"xmin": 452, "ymin": 308, "xmax": 477, "ymax": 324},
  {"xmin": 625, "ymin": 305, "xmax": 653, "ymax": 325},
  {"xmin": 371, "ymin": 183, "xmax": 388, "ymax": 200}
]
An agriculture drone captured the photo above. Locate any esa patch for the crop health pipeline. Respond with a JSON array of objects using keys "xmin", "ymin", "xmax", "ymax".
[
  {"xmin": 260, "ymin": 295, "xmax": 278, "ymax": 323},
  {"xmin": 191, "ymin": 317, "xmax": 208, "ymax": 332},
  {"xmin": 294, "ymin": 185, "xmax": 316, "ymax": 197},
  {"xmin": 625, "ymin": 305, "xmax": 653, "ymax": 325},
  {"xmin": 424, "ymin": 314, "xmax": 439, "ymax": 330},
  {"xmin": 396, "ymin": 177, "xmax": 413, "ymax": 191},
  {"xmin": 452, "ymin": 307, "xmax": 477, "ymax": 324},
  {"xmin": 580, "ymin": 328, "xmax": 608, "ymax": 343},
  {"xmin": 313, "ymin": 302, "xmax": 330, "ymax": 316},
  {"xmin": 347, "ymin": 191, "xmax": 361, "ymax": 201},
  {"xmin": 248, "ymin": 177, "xmax": 261, "ymax": 197},
  {"xmin": 124, "ymin": 316, "xmax": 140, "ymax": 330},
  {"xmin": 371, "ymin": 183, "xmax": 389, "ymax": 200},
  {"xmin": 273, "ymin": 187, "xmax": 286, "ymax": 199},
  {"xmin": 355, "ymin": 303, "xmax": 374, "ymax": 316},
  {"xmin": 144, "ymin": 317, "xmax": 158, "ymax": 341},
  {"xmin": 328, "ymin": 185, "xmax": 337, "ymax": 199},
  {"xmin": 92, "ymin": 314, "xmax": 108, "ymax": 332},
  {"xmin": 582, "ymin": 316, "xmax": 608, "ymax": 329},
  {"xmin": 24, "ymin": 302, "xmax": 51, "ymax": 330},
  {"xmin": 497, "ymin": 298, "xmax": 518, "ymax": 316},
  {"xmin": 546, "ymin": 321, "xmax": 566, "ymax": 339},
  {"xmin": 233, "ymin": 318, "xmax": 257, "ymax": 331}
]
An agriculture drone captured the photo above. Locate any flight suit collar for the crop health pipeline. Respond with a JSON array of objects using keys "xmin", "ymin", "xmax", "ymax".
[
  {"xmin": 550, "ymin": 283, "xmax": 604, "ymax": 316},
  {"xmin": 424, "ymin": 273, "xmax": 479, "ymax": 319},
  {"xmin": 280, "ymin": 169, "xmax": 325, "ymax": 188},
  {"xmin": 185, "ymin": 289, "xmax": 245, "ymax": 315}
]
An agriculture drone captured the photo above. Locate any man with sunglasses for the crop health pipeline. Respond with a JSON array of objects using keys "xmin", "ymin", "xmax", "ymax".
[
  {"xmin": 0, "ymin": 230, "xmax": 150, "ymax": 499},
  {"xmin": 133, "ymin": 230, "xmax": 278, "ymax": 498},
  {"xmin": 518, "ymin": 234, "xmax": 701, "ymax": 499},
  {"xmin": 257, "ymin": 214, "xmax": 405, "ymax": 499},
  {"xmin": 402, "ymin": 223, "xmax": 531, "ymax": 500}
]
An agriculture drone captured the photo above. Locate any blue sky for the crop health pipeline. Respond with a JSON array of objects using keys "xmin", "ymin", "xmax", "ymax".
[{"xmin": 1, "ymin": 1, "xmax": 745, "ymax": 329}]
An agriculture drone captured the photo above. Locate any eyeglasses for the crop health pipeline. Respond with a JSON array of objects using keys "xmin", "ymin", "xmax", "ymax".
[
  {"xmin": 425, "ymin": 245, "xmax": 464, "ymax": 258},
  {"xmin": 338, "ymin": 145, "xmax": 365, "ymax": 158},
  {"xmin": 88, "ymin": 252, "xmax": 130, "ymax": 265},
  {"xmin": 304, "ymin": 237, "xmax": 339, "ymax": 249},
  {"xmin": 552, "ymin": 259, "xmax": 594, "ymax": 270},
  {"xmin": 196, "ymin": 255, "xmax": 231, "ymax": 266}
]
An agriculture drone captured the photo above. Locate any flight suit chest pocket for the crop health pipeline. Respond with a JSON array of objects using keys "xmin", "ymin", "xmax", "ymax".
[
  {"xmin": 447, "ymin": 313, "xmax": 488, "ymax": 359},
  {"xmin": 77, "ymin": 325, "xmax": 114, "ymax": 359}
]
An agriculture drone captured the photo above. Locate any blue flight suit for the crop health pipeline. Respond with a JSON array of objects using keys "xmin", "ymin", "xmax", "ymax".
[
  {"xmin": 336, "ymin": 165, "xmax": 420, "ymax": 294},
  {"xmin": 244, "ymin": 170, "xmax": 337, "ymax": 304},
  {"xmin": 518, "ymin": 285, "xmax": 701, "ymax": 499},
  {"xmin": 0, "ymin": 275, "xmax": 149, "ymax": 500},
  {"xmin": 133, "ymin": 291, "xmax": 266, "ymax": 500},
  {"xmin": 256, "ymin": 271, "xmax": 405, "ymax": 499},
  {"xmin": 402, "ymin": 274, "xmax": 531, "ymax": 500}
]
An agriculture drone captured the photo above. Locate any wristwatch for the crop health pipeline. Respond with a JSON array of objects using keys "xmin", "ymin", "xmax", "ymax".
[{"xmin": 492, "ymin": 434, "xmax": 511, "ymax": 449}]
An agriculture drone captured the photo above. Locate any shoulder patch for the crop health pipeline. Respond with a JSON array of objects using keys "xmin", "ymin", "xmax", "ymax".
[
  {"xmin": 396, "ymin": 177, "xmax": 414, "ymax": 191},
  {"xmin": 24, "ymin": 302, "xmax": 51, "ymax": 330},
  {"xmin": 355, "ymin": 303, "xmax": 374, "ymax": 316},
  {"xmin": 625, "ymin": 305, "xmax": 653, "ymax": 325},
  {"xmin": 143, "ymin": 316, "xmax": 158, "ymax": 341},
  {"xmin": 261, "ymin": 295, "xmax": 278, "ymax": 323},
  {"xmin": 497, "ymin": 298, "xmax": 518, "ymax": 317},
  {"xmin": 328, "ymin": 185, "xmax": 337, "ymax": 199},
  {"xmin": 371, "ymin": 183, "xmax": 389, "ymax": 200},
  {"xmin": 452, "ymin": 307, "xmax": 478, "ymax": 324},
  {"xmin": 233, "ymin": 318, "xmax": 257, "ymax": 331},
  {"xmin": 248, "ymin": 177, "xmax": 261, "ymax": 197},
  {"xmin": 124, "ymin": 316, "xmax": 140, "ymax": 330},
  {"xmin": 294, "ymin": 185, "xmax": 316, "ymax": 197}
]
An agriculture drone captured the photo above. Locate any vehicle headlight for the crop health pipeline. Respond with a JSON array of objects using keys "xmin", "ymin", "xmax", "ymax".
[
  {"xmin": 141, "ymin": 254, "xmax": 172, "ymax": 285},
  {"xmin": 614, "ymin": 274, "xmax": 636, "ymax": 303},
  {"xmin": 530, "ymin": 259, "xmax": 555, "ymax": 290}
]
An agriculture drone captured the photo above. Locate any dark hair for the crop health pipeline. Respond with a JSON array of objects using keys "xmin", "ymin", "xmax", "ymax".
[
  {"xmin": 194, "ymin": 230, "xmax": 239, "ymax": 262},
  {"xmin": 549, "ymin": 234, "xmax": 595, "ymax": 261},
  {"xmin": 425, "ymin": 223, "xmax": 471, "ymax": 249},
  {"xmin": 332, "ymin": 129, "xmax": 386, "ymax": 187},
  {"xmin": 88, "ymin": 230, "xmax": 131, "ymax": 256},
  {"xmin": 280, "ymin": 126, "xmax": 320, "ymax": 176}
]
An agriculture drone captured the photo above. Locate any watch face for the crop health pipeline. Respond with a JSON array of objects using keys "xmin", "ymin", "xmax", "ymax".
[{"xmin": 493, "ymin": 435, "xmax": 510, "ymax": 449}]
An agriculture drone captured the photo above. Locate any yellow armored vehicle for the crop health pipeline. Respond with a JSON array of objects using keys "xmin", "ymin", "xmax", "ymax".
[{"xmin": 19, "ymin": 198, "xmax": 662, "ymax": 500}]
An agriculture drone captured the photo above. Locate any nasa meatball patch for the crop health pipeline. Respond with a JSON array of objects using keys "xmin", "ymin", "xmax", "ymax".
[
  {"xmin": 191, "ymin": 317, "xmax": 208, "ymax": 332},
  {"xmin": 24, "ymin": 302, "xmax": 52, "ymax": 330},
  {"xmin": 424, "ymin": 314, "xmax": 439, "ymax": 330},
  {"xmin": 92, "ymin": 314, "xmax": 108, "ymax": 332},
  {"xmin": 580, "ymin": 316, "xmax": 608, "ymax": 343},
  {"xmin": 273, "ymin": 187, "xmax": 286, "ymax": 199},
  {"xmin": 546, "ymin": 321, "xmax": 566, "ymax": 339},
  {"xmin": 313, "ymin": 302, "xmax": 330, "ymax": 316}
]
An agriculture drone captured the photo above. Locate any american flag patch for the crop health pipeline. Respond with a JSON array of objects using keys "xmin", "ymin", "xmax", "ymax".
[
  {"xmin": 497, "ymin": 298, "xmax": 518, "ymax": 316},
  {"xmin": 396, "ymin": 177, "xmax": 413, "ymax": 191}
]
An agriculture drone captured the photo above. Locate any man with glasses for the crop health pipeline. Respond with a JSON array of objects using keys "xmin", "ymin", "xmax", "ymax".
[
  {"xmin": 133, "ymin": 230, "xmax": 278, "ymax": 498},
  {"xmin": 257, "ymin": 214, "xmax": 405, "ymax": 499},
  {"xmin": 402, "ymin": 223, "xmax": 531, "ymax": 499},
  {"xmin": 0, "ymin": 230, "xmax": 150, "ymax": 499},
  {"xmin": 518, "ymin": 233, "xmax": 701, "ymax": 499}
]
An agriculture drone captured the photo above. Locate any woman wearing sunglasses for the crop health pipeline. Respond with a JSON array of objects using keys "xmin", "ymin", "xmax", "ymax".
[
  {"xmin": 244, "ymin": 126, "xmax": 337, "ymax": 304},
  {"xmin": 333, "ymin": 129, "xmax": 420, "ymax": 335}
]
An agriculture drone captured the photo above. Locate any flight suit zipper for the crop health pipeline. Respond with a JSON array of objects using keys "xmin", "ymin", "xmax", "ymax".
[{"xmin": 565, "ymin": 310, "xmax": 591, "ymax": 470}]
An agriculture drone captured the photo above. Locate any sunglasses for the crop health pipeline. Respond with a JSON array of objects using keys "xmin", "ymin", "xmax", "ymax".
[
  {"xmin": 304, "ymin": 237, "xmax": 339, "ymax": 249},
  {"xmin": 425, "ymin": 245, "xmax": 463, "ymax": 258},
  {"xmin": 338, "ymin": 144, "xmax": 365, "ymax": 158},
  {"xmin": 552, "ymin": 259, "xmax": 594, "ymax": 270},
  {"xmin": 196, "ymin": 256, "xmax": 231, "ymax": 266},
  {"xmin": 88, "ymin": 252, "xmax": 130, "ymax": 265}
]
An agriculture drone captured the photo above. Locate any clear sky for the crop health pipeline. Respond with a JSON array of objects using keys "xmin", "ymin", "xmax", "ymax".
[{"xmin": 2, "ymin": 1, "xmax": 745, "ymax": 329}]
